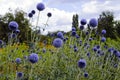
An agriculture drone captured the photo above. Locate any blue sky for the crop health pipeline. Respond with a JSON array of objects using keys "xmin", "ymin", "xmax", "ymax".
[{"xmin": 0, "ymin": 0, "xmax": 120, "ymax": 35}]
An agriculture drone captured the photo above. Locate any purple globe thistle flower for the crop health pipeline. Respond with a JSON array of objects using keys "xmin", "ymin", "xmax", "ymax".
[
  {"xmin": 29, "ymin": 53, "xmax": 39, "ymax": 64},
  {"xmin": 87, "ymin": 52, "xmax": 90, "ymax": 57},
  {"xmin": 63, "ymin": 38, "xmax": 66, "ymax": 42},
  {"xmin": 0, "ymin": 40, "xmax": 3, "ymax": 45},
  {"xmin": 80, "ymin": 19, "xmax": 87, "ymax": 25},
  {"xmin": 74, "ymin": 47, "xmax": 78, "ymax": 52},
  {"xmin": 11, "ymin": 33, "xmax": 17, "ymax": 38},
  {"xmin": 16, "ymin": 72, "xmax": 23, "ymax": 78},
  {"xmin": 96, "ymin": 45, "xmax": 100, "ymax": 49},
  {"xmin": 43, "ymin": 40, "xmax": 47, "ymax": 45},
  {"xmin": 93, "ymin": 47, "xmax": 97, "ymax": 52},
  {"xmin": 53, "ymin": 38, "xmax": 63, "ymax": 48},
  {"xmin": 80, "ymin": 25, "xmax": 84, "ymax": 30},
  {"xmin": 31, "ymin": 10, "xmax": 35, "ymax": 14},
  {"xmin": 101, "ymin": 37, "xmax": 106, "ymax": 42},
  {"xmin": 72, "ymin": 27, "xmax": 76, "ymax": 31},
  {"xmin": 28, "ymin": 13, "xmax": 33, "ymax": 18},
  {"xmin": 101, "ymin": 29, "xmax": 106, "ymax": 35},
  {"xmin": 76, "ymin": 34, "xmax": 80, "ymax": 39},
  {"xmin": 78, "ymin": 59, "xmax": 86, "ymax": 68},
  {"xmin": 37, "ymin": 3, "xmax": 45, "ymax": 11},
  {"xmin": 86, "ymin": 31, "xmax": 89, "ymax": 35},
  {"xmin": 8, "ymin": 21, "xmax": 18, "ymax": 31},
  {"xmin": 14, "ymin": 29, "xmax": 20, "ymax": 34},
  {"xmin": 42, "ymin": 48, "xmax": 46, "ymax": 53},
  {"xmin": 89, "ymin": 38, "xmax": 93, "ymax": 41},
  {"xmin": 89, "ymin": 18, "xmax": 98, "ymax": 27},
  {"xmin": 71, "ymin": 31, "xmax": 76, "ymax": 36},
  {"xmin": 84, "ymin": 72, "xmax": 89, "ymax": 78},
  {"xmin": 108, "ymin": 48, "xmax": 113, "ymax": 53},
  {"xmin": 113, "ymin": 50, "xmax": 120, "ymax": 58},
  {"xmin": 47, "ymin": 12, "xmax": 52, "ymax": 17},
  {"xmin": 57, "ymin": 32, "xmax": 64, "ymax": 39},
  {"xmin": 15, "ymin": 58, "xmax": 21, "ymax": 64}
]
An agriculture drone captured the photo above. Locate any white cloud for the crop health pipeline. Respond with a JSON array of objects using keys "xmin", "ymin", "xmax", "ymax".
[
  {"xmin": 0, "ymin": 0, "xmax": 75, "ymax": 35},
  {"xmin": 32, "ymin": 7, "xmax": 75, "ymax": 35}
]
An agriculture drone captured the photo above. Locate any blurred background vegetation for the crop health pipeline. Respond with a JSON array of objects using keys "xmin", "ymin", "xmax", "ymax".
[{"xmin": 0, "ymin": 9, "xmax": 120, "ymax": 45}]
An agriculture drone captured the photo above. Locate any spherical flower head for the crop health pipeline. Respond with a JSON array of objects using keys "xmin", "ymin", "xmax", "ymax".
[
  {"xmin": 71, "ymin": 31, "xmax": 76, "ymax": 36},
  {"xmin": 101, "ymin": 29, "xmax": 106, "ymax": 35},
  {"xmin": 57, "ymin": 32, "xmax": 64, "ymax": 39},
  {"xmin": 15, "ymin": 58, "xmax": 21, "ymax": 64},
  {"xmin": 93, "ymin": 47, "xmax": 97, "ymax": 52},
  {"xmin": 84, "ymin": 72, "xmax": 89, "ymax": 78},
  {"xmin": 42, "ymin": 48, "xmax": 46, "ymax": 53},
  {"xmin": 11, "ymin": 33, "xmax": 17, "ymax": 38},
  {"xmin": 53, "ymin": 38, "xmax": 63, "ymax": 48},
  {"xmin": 89, "ymin": 38, "xmax": 93, "ymax": 41},
  {"xmin": 101, "ymin": 37, "xmax": 106, "ymax": 42},
  {"xmin": 0, "ymin": 40, "xmax": 3, "ymax": 45},
  {"xmin": 16, "ymin": 72, "xmax": 23, "ymax": 78},
  {"xmin": 75, "ymin": 34, "xmax": 80, "ymax": 39},
  {"xmin": 8, "ymin": 21, "xmax": 18, "ymax": 31},
  {"xmin": 80, "ymin": 25, "xmax": 84, "ymax": 30},
  {"xmin": 86, "ymin": 31, "xmax": 89, "ymax": 35},
  {"xmin": 37, "ymin": 3, "xmax": 45, "ymax": 11},
  {"xmin": 31, "ymin": 10, "xmax": 35, "ymax": 14},
  {"xmin": 74, "ymin": 47, "xmax": 78, "ymax": 52},
  {"xmin": 80, "ymin": 19, "xmax": 87, "ymax": 25},
  {"xmin": 72, "ymin": 27, "xmax": 76, "ymax": 31},
  {"xmin": 14, "ymin": 29, "xmax": 20, "ymax": 34},
  {"xmin": 78, "ymin": 59, "xmax": 86, "ymax": 68},
  {"xmin": 47, "ymin": 12, "xmax": 52, "ymax": 17},
  {"xmin": 89, "ymin": 18, "xmax": 98, "ymax": 27},
  {"xmin": 28, "ymin": 13, "xmax": 33, "ymax": 18},
  {"xmin": 29, "ymin": 53, "xmax": 39, "ymax": 64}
]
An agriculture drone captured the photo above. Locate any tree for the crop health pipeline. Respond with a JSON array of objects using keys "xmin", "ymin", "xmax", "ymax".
[
  {"xmin": 0, "ymin": 9, "xmax": 32, "ymax": 43},
  {"xmin": 97, "ymin": 11, "xmax": 116, "ymax": 39},
  {"xmin": 72, "ymin": 14, "xmax": 79, "ymax": 31}
]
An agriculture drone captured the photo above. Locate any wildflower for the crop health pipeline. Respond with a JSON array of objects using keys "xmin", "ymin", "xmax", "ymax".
[
  {"xmin": 16, "ymin": 72, "xmax": 23, "ymax": 78},
  {"xmin": 80, "ymin": 19, "xmax": 87, "ymax": 25},
  {"xmin": 72, "ymin": 27, "xmax": 76, "ymax": 31},
  {"xmin": 37, "ymin": 3, "xmax": 45, "ymax": 11},
  {"xmin": 71, "ymin": 31, "xmax": 76, "ymax": 36},
  {"xmin": 15, "ymin": 58, "xmax": 21, "ymax": 64},
  {"xmin": 14, "ymin": 29, "xmax": 20, "ymax": 34},
  {"xmin": 84, "ymin": 72, "xmax": 89, "ymax": 78},
  {"xmin": 53, "ymin": 38, "xmax": 63, "ymax": 48},
  {"xmin": 86, "ymin": 31, "xmax": 89, "ymax": 35},
  {"xmin": 42, "ymin": 48, "xmax": 46, "ymax": 53},
  {"xmin": 78, "ymin": 59, "xmax": 86, "ymax": 68},
  {"xmin": 0, "ymin": 40, "xmax": 3, "ymax": 45},
  {"xmin": 47, "ymin": 12, "xmax": 52, "ymax": 17},
  {"xmin": 80, "ymin": 25, "xmax": 84, "ymax": 30},
  {"xmin": 8, "ymin": 21, "xmax": 18, "ymax": 31},
  {"xmin": 101, "ymin": 29, "xmax": 106, "ymax": 35},
  {"xmin": 93, "ymin": 47, "xmax": 97, "ymax": 52},
  {"xmin": 28, "ymin": 13, "xmax": 33, "ymax": 18},
  {"xmin": 76, "ymin": 34, "xmax": 80, "ymax": 39},
  {"xmin": 29, "ymin": 53, "xmax": 39, "ymax": 64},
  {"xmin": 31, "ymin": 10, "xmax": 35, "ymax": 14},
  {"xmin": 57, "ymin": 32, "xmax": 64, "ymax": 39},
  {"xmin": 74, "ymin": 47, "xmax": 78, "ymax": 52},
  {"xmin": 101, "ymin": 37, "xmax": 106, "ymax": 42},
  {"xmin": 89, "ymin": 18, "xmax": 98, "ymax": 27}
]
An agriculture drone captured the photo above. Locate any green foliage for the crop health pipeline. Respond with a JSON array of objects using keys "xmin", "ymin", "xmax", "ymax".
[
  {"xmin": 97, "ymin": 11, "xmax": 116, "ymax": 39},
  {"xmin": 0, "ymin": 9, "xmax": 32, "ymax": 43},
  {"xmin": 72, "ymin": 14, "xmax": 79, "ymax": 30}
]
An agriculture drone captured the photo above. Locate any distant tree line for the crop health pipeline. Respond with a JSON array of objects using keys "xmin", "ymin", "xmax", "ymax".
[{"xmin": 72, "ymin": 11, "xmax": 120, "ymax": 39}]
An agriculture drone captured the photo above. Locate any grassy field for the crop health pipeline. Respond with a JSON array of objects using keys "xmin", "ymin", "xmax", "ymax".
[{"xmin": 0, "ymin": 31, "xmax": 120, "ymax": 80}]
